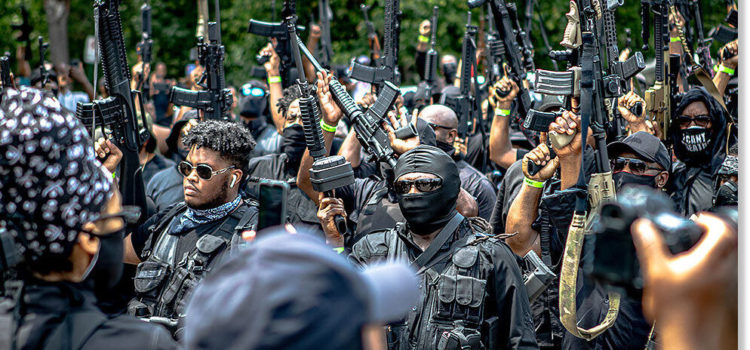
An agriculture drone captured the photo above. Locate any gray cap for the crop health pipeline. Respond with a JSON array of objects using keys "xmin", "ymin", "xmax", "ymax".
[
  {"xmin": 607, "ymin": 131, "xmax": 672, "ymax": 171},
  {"xmin": 183, "ymin": 229, "xmax": 419, "ymax": 350}
]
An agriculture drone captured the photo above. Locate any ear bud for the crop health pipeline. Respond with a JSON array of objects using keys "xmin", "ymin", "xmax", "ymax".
[{"xmin": 230, "ymin": 174, "xmax": 237, "ymax": 188}]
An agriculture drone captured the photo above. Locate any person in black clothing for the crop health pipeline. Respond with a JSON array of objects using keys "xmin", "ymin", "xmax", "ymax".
[
  {"xmin": 419, "ymin": 104, "xmax": 497, "ymax": 221},
  {"xmin": 318, "ymin": 145, "xmax": 538, "ymax": 349},
  {"xmin": 98, "ymin": 120, "xmax": 258, "ymax": 338},
  {"xmin": 299, "ymin": 72, "xmax": 480, "ymax": 248},
  {"xmin": 238, "ymin": 80, "xmax": 282, "ymax": 158},
  {"xmin": 667, "ymin": 87, "xmax": 736, "ymax": 216},
  {"xmin": 0, "ymin": 87, "xmax": 176, "ymax": 350}
]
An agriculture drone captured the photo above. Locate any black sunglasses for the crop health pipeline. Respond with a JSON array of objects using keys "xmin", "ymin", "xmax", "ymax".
[
  {"xmin": 676, "ymin": 114, "xmax": 711, "ymax": 128},
  {"xmin": 394, "ymin": 178, "xmax": 443, "ymax": 194},
  {"xmin": 178, "ymin": 161, "xmax": 235, "ymax": 180},
  {"xmin": 610, "ymin": 157, "xmax": 663, "ymax": 176},
  {"xmin": 426, "ymin": 121, "xmax": 454, "ymax": 131}
]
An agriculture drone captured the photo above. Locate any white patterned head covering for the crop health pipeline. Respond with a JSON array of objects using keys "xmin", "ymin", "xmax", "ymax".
[{"xmin": 0, "ymin": 87, "xmax": 112, "ymax": 266}]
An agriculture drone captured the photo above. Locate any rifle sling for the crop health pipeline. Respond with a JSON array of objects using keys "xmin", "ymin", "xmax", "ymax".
[{"xmin": 410, "ymin": 213, "xmax": 464, "ymax": 270}]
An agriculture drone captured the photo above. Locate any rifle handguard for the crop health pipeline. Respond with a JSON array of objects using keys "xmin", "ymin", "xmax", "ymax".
[{"xmin": 299, "ymin": 96, "xmax": 327, "ymax": 159}]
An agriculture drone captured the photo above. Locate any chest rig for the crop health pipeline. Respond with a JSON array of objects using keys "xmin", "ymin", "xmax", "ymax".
[
  {"xmin": 127, "ymin": 203, "xmax": 255, "ymax": 332},
  {"xmin": 383, "ymin": 219, "xmax": 496, "ymax": 350}
]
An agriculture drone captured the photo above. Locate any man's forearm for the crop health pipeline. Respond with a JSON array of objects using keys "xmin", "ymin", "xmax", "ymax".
[
  {"xmin": 505, "ymin": 184, "xmax": 543, "ymax": 256},
  {"xmin": 338, "ymin": 130, "xmax": 362, "ymax": 168},
  {"xmin": 559, "ymin": 156, "xmax": 581, "ymax": 191},
  {"xmin": 304, "ymin": 37, "xmax": 319, "ymax": 84},
  {"xmin": 489, "ymin": 103, "xmax": 517, "ymax": 169},
  {"xmin": 267, "ymin": 70, "xmax": 284, "ymax": 133}
]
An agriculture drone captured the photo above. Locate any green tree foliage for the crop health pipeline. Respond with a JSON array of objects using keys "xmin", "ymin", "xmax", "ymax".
[{"xmin": 0, "ymin": 0, "xmax": 734, "ymax": 88}]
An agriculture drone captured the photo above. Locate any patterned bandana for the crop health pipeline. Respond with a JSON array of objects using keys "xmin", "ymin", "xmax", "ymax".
[
  {"xmin": 0, "ymin": 87, "xmax": 112, "ymax": 264},
  {"xmin": 169, "ymin": 195, "xmax": 243, "ymax": 235}
]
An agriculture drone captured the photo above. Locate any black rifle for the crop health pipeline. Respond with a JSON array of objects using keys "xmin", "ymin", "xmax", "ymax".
[
  {"xmin": 484, "ymin": 4, "xmax": 504, "ymax": 86},
  {"xmin": 349, "ymin": 0, "xmax": 401, "ymax": 89},
  {"xmin": 38, "ymin": 37, "xmax": 49, "ymax": 89},
  {"xmin": 285, "ymin": 9, "xmax": 353, "ymax": 236},
  {"xmin": 643, "ymin": 0, "xmax": 673, "ymax": 141},
  {"xmin": 297, "ymin": 36, "xmax": 401, "ymax": 169},
  {"xmin": 11, "ymin": 7, "xmax": 33, "ymax": 63},
  {"xmin": 317, "ymin": 0, "xmax": 334, "ymax": 68},
  {"xmin": 137, "ymin": 2, "xmax": 153, "ymax": 102},
  {"xmin": 423, "ymin": 6, "xmax": 439, "ymax": 101},
  {"xmin": 469, "ymin": 0, "xmax": 533, "ymax": 128},
  {"xmin": 709, "ymin": 25, "xmax": 737, "ymax": 45},
  {"xmin": 75, "ymin": 0, "xmax": 149, "ymax": 217},
  {"xmin": 360, "ymin": 3, "xmax": 382, "ymax": 61},
  {"xmin": 171, "ymin": 0, "xmax": 232, "ymax": 121},
  {"xmin": 248, "ymin": 20, "xmax": 305, "ymax": 89},
  {"xmin": 444, "ymin": 12, "xmax": 479, "ymax": 140},
  {"xmin": 1, "ymin": 55, "xmax": 12, "ymax": 92}
]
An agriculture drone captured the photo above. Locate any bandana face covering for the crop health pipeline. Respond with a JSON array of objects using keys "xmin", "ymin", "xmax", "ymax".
[
  {"xmin": 170, "ymin": 195, "xmax": 243, "ymax": 235},
  {"xmin": 282, "ymin": 124, "xmax": 307, "ymax": 167},
  {"xmin": 680, "ymin": 126, "xmax": 711, "ymax": 153},
  {"xmin": 435, "ymin": 141, "xmax": 456, "ymax": 157},
  {"xmin": 613, "ymin": 172, "xmax": 656, "ymax": 191}
]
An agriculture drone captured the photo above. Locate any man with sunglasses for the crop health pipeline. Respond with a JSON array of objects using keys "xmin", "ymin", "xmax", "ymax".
[
  {"xmin": 334, "ymin": 145, "xmax": 538, "ymax": 350},
  {"xmin": 419, "ymin": 104, "xmax": 497, "ymax": 221},
  {"xmin": 0, "ymin": 87, "xmax": 177, "ymax": 349},
  {"xmin": 607, "ymin": 131, "xmax": 671, "ymax": 191},
  {"xmin": 100, "ymin": 119, "xmax": 259, "ymax": 336},
  {"xmin": 667, "ymin": 87, "xmax": 736, "ymax": 216}
]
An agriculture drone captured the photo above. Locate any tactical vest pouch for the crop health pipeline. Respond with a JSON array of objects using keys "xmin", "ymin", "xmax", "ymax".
[
  {"xmin": 437, "ymin": 322, "xmax": 482, "ymax": 350},
  {"xmin": 160, "ymin": 267, "xmax": 189, "ymax": 307},
  {"xmin": 435, "ymin": 274, "xmax": 486, "ymax": 326},
  {"xmin": 133, "ymin": 260, "xmax": 170, "ymax": 295},
  {"xmin": 436, "ymin": 274, "xmax": 457, "ymax": 320}
]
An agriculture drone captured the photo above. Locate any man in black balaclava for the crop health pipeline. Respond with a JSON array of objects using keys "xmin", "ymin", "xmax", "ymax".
[
  {"xmin": 238, "ymin": 80, "xmax": 282, "ymax": 157},
  {"xmin": 668, "ymin": 87, "xmax": 736, "ymax": 216},
  {"xmin": 419, "ymin": 104, "xmax": 497, "ymax": 221},
  {"xmin": 320, "ymin": 145, "xmax": 537, "ymax": 350},
  {"xmin": 302, "ymin": 72, "xmax": 478, "ymax": 248}
]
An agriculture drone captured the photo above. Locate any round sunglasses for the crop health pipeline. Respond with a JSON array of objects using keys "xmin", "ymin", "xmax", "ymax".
[{"xmin": 178, "ymin": 161, "xmax": 235, "ymax": 180}]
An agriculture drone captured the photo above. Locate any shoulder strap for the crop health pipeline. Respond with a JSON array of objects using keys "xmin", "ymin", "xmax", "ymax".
[
  {"xmin": 365, "ymin": 187, "xmax": 389, "ymax": 208},
  {"xmin": 142, "ymin": 203, "xmax": 188, "ymax": 257},
  {"xmin": 411, "ymin": 213, "xmax": 464, "ymax": 269}
]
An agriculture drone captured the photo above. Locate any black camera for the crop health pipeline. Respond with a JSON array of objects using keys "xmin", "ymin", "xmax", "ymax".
[{"xmin": 584, "ymin": 185, "xmax": 705, "ymax": 298}]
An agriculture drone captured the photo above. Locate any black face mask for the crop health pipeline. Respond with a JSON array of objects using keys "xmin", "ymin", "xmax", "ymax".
[
  {"xmin": 282, "ymin": 124, "xmax": 307, "ymax": 167},
  {"xmin": 394, "ymin": 146, "xmax": 460, "ymax": 236},
  {"xmin": 442, "ymin": 62, "xmax": 457, "ymax": 83},
  {"xmin": 239, "ymin": 95, "xmax": 267, "ymax": 120},
  {"xmin": 675, "ymin": 126, "xmax": 712, "ymax": 165},
  {"xmin": 713, "ymin": 180, "xmax": 738, "ymax": 207},
  {"xmin": 613, "ymin": 171, "xmax": 657, "ymax": 190},
  {"xmin": 435, "ymin": 141, "xmax": 456, "ymax": 157},
  {"xmin": 243, "ymin": 118, "xmax": 267, "ymax": 138},
  {"xmin": 82, "ymin": 228, "xmax": 125, "ymax": 293}
]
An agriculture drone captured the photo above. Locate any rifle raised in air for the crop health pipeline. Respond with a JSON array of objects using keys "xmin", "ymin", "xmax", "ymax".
[
  {"xmin": 136, "ymin": 1, "xmax": 153, "ymax": 102},
  {"xmin": 349, "ymin": 0, "xmax": 401, "ymax": 90}
]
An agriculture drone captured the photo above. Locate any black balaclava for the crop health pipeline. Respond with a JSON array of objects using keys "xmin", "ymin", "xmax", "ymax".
[
  {"xmin": 394, "ymin": 145, "xmax": 460, "ymax": 236},
  {"xmin": 239, "ymin": 81, "xmax": 269, "ymax": 138},
  {"xmin": 282, "ymin": 123, "xmax": 307, "ymax": 172},
  {"xmin": 670, "ymin": 87, "xmax": 730, "ymax": 168}
]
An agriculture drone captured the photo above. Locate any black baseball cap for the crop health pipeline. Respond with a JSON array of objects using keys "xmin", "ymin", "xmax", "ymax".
[
  {"xmin": 183, "ymin": 228, "xmax": 419, "ymax": 350},
  {"xmin": 607, "ymin": 131, "xmax": 671, "ymax": 172}
]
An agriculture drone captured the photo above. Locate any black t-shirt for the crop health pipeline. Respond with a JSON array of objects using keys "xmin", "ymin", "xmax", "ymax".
[{"xmin": 142, "ymin": 154, "xmax": 175, "ymax": 187}]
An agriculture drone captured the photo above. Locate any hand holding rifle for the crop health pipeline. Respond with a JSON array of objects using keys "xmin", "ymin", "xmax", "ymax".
[
  {"xmin": 315, "ymin": 70, "xmax": 343, "ymax": 126},
  {"xmin": 617, "ymin": 92, "xmax": 652, "ymax": 135},
  {"xmin": 490, "ymin": 75, "xmax": 519, "ymax": 110},
  {"xmin": 260, "ymin": 43, "xmax": 281, "ymax": 75},
  {"xmin": 317, "ymin": 195, "xmax": 347, "ymax": 247},
  {"xmin": 384, "ymin": 109, "xmax": 419, "ymax": 156},
  {"xmin": 522, "ymin": 132, "xmax": 559, "ymax": 182}
]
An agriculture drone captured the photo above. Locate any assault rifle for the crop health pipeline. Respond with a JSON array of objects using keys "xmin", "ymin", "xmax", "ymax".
[
  {"xmin": 444, "ymin": 12, "xmax": 479, "ymax": 140},
  {"xmin": 286, "ymin": 7, "xmax": 354, "ymax": 235},
  {"xmin": 423, "ymin": 6, "xmax": 439, "ymax": 101},
  {"xmin": 349, "ymin": 0, "xmax": 401, "ymax": 89},
  {"xmin": 1, "ymin": 55, "xmax": 11, "ymax": 91},
  {"xmin": 317, "ymin": 0, "xmax": 334, "ymax": 68},
  {"xmin": 469, "ymin": 0, "xmax": 533, "ymax": 127},
  {"xmin": 643, "ymin": 0, "xmax": 673, "ymax": 141},
  {"xmin": 483, "ymin": 4, "xmax": 504, "ymax": 86},
  {"xmin": 248, "ymin": 19, "xmax": 305, "ymax": 89},
  {"xmin": 38, "ymin": 37, "xmax": 50, "ymax": 89},
  {"xmin": 170, "ymin": 0, "xmax": 232, "ymax": 121},
  {"xmin": 297, "ymin": 36, "xmax": 401, "ymax": 169},
  {"xmin": 75, "ymin": 0, "xmax": 149, "ymax": 217},
  {"xmin": 360, "ymin": 3, "xmax": 382, "ymax": 61},
  {"xmin": 136, "ymin": 2, "xmax": 153, "ymax": 102},
  {"xmin": 11, "ymin": 7, "xmax": 33, "ymax": 64}
]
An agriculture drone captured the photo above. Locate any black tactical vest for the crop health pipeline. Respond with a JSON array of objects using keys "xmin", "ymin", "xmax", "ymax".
[
  {"xmin": 378, "ymin": 220, "xmax": 497, "ymax": 350},
  {"xmin": 127, "ymin": 201, "xmax": 256, "ymax": 336},
  {"xmin": 353, "ymin": 188, "xmax": 404, "ymax": 245}
]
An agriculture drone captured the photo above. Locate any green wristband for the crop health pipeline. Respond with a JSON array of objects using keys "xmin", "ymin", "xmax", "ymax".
[
  {"xmin": 418, "ymin": 35, "xmax": 430, "ymax": 43},
  {"xmin": 495, "ymin": 108, "xmax": 511, "ymax": 117},
  {"xmin": 719, "ymin": 64, "xmax": 735, "ymax": 76},
  {"xmin": 524, "ymin": 177, "xmax": 544, "ymax": 188},
  {"xmin": 112, "ymin": 171, "xmax": 116, "ymax": 180},
  {"xmin": 670, "ymin": 37, "xmax": 681, "ymax": 43},
  {"xmin": 332, "ymin": 247, "xmax": 345, "ymax": 254},
  {"xmin": 320, "ymin": 119, "xmax": 338, "ymax": 133},
  {"xmin": 268, "ymin": 76, "xmax": 282, "ymax": 84}
]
